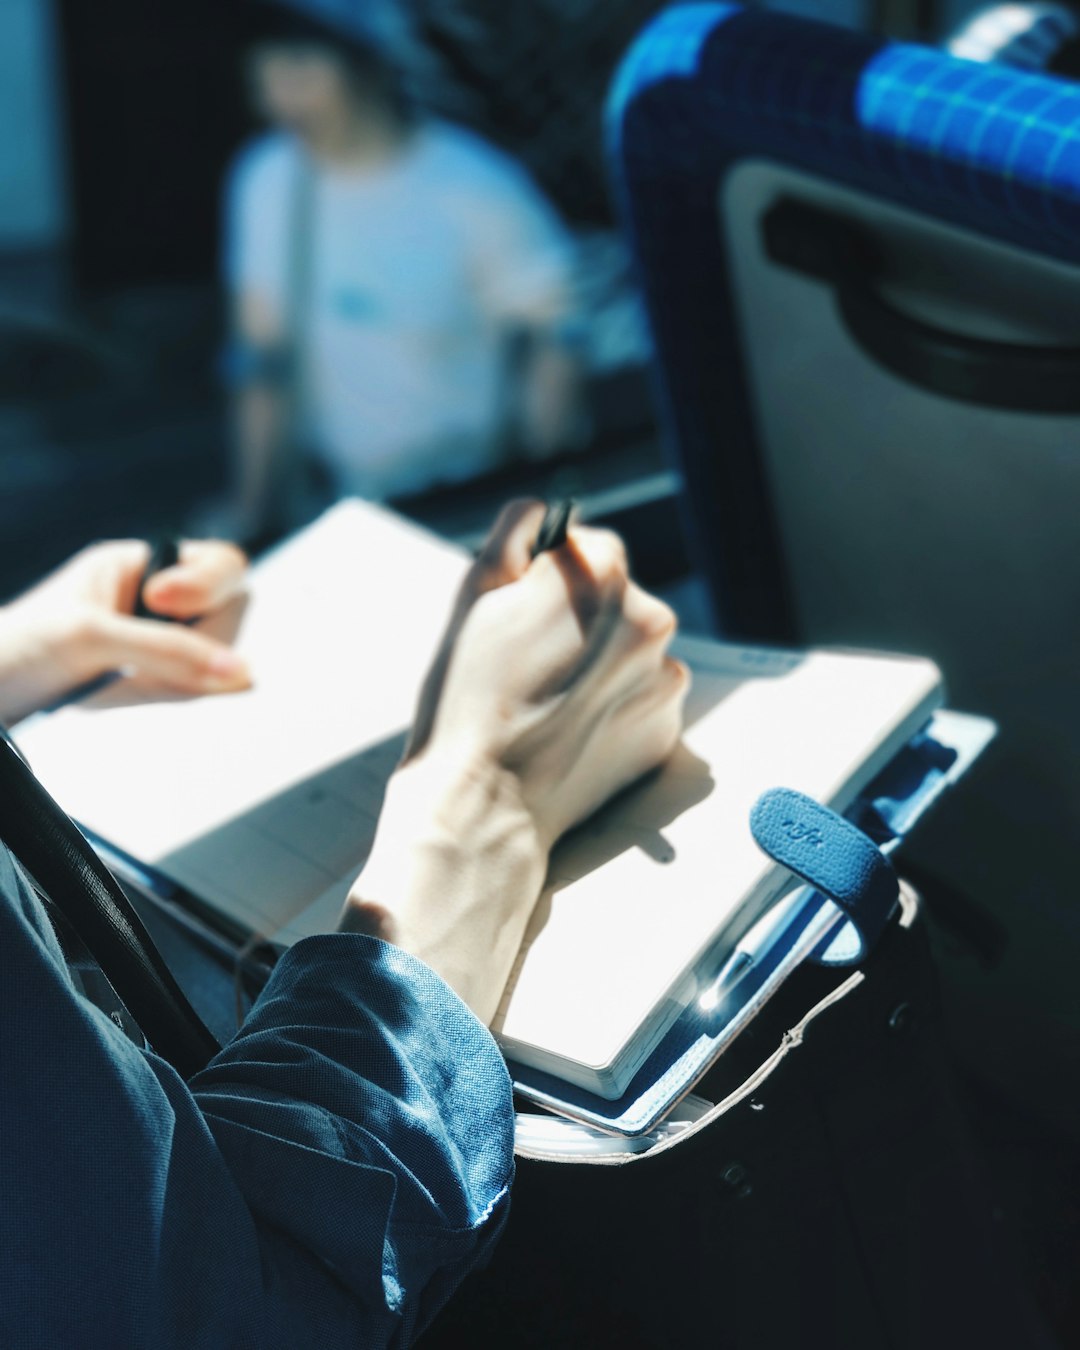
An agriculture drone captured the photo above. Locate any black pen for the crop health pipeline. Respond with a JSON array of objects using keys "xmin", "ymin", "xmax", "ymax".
[
  {"xmin": 133, "ymin": 536, "xmax": 182, "ymax": 619},
  {"xmin": 44, "ymin": 535, "xmax": 184, "ymax": 712},
  {"xmin": 531, "ymin": 499, "xmax": 577, "ymax": 558}
]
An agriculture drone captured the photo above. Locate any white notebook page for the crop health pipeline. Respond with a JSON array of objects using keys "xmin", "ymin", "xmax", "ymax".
[
  {"xmin": 17, "ymin": 503, "xmax": 942, "ymax": 1090},
  {"xmin": 16, "ymin": 501, "xmax": 469, "ymax": 937}
]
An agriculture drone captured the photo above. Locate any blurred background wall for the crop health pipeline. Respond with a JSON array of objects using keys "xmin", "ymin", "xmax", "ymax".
[{"xmin": 0, "ymin": 0, "xmax": 67, "ymax": 253}]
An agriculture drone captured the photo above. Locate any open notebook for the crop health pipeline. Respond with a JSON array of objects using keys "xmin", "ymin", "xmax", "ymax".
[{"xmin": 15, "ymin": 501, "xmax": 943, "ymax": 1097}]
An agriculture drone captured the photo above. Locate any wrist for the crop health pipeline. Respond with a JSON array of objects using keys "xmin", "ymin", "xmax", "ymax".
[
  {"xmin": 342, "ymin": 750, "xmax": 548, "ymax": 1021},
  {"xmin": 0, "ymin": 603, "xmax": 78, "ymax": 725}
]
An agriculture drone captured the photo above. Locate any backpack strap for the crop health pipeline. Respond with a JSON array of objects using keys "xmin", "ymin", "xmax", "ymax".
[{"xmin": 0, "ymin": 732, "xmax": 221, "ymax": 1077}]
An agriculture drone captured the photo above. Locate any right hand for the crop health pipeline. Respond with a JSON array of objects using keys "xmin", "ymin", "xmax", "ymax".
[
  {"xmin": 407, "ymin": 501, "xmax": 688, "ymax": 852},
  {"xmin": 342, "ymin": 502, "xmax": 688, "ymax": 1022}
]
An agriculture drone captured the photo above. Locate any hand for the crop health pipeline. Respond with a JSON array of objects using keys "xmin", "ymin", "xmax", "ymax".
[
  {"xmin": 342, "ymin": 501, "xmax": 688, "ymax": 1023},
  {"xmin": 0, "ymin": 539, "xmax": 251, "ymax": 725}
]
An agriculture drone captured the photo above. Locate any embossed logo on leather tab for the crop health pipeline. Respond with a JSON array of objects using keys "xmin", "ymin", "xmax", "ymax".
[{"xmin": 781, "ymin": 818, "xmax": 825, "ymax": 847}]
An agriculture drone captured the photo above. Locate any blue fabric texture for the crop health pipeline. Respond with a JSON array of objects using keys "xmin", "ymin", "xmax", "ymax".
[
  {"xmin": 609, "ymin": 3, "xmax": 1080, "ymax": 256},
  {"xmin": 0, "ymin": 844, "xmax": 513, "ymax": 1349},
  {"xmin": 605, "ymin": 5, "xmax": 1080, "ymax": 639}
]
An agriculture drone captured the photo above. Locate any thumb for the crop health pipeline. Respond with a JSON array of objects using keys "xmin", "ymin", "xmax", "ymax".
[
  {"xmin": 139, "ymin": 540, "xmax": 248, "ymax": 620},
  {"xmin": 469, "ymin": 499, "xmax": 547, "ymax": 595},
  {"xmin": 95, "ymin": 615, "xmax": 251, "ymax": 695},
  {"xmin": 406, "ymin": 500, "xmax": 545, "ymax": 761}
]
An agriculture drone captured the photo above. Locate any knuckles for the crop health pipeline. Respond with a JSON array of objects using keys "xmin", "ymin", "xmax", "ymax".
[
  {"xmin": 494, "ymin": 497, "xmax": 546, "ymax": 534},
  {"xmin": 648, "ymin": 656, "xmax": 691, "ymax": 707},
  {"xmin": 486, "ymin": 497, "xmax": 546, "ymax": 551},
  {"xmin": 572, "ymin": 527, "xmax": 629, "ymax": 585},
  {"xmin": 76, "ymin": 539, "xmax": 149, "ymax": 575},
  {"xmin": 646, "ymin": 599, "xmax": 679, "ymax": 641},
  {"xmin": 620, "ymin": 589, "xmax": 678, "ymax": 647},
  {"xmin": 664, "ymin": 657, "xmax": 691, "ymax": 693}
]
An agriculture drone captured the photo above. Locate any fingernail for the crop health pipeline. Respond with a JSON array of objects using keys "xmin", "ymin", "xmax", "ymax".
[
  {"xmin": 146, "ymin": 563, "xmax": 182, "ymax": 588},
  {"xmin": 161, "ymin": 564, "xmax": 197, "ymax": 584},
  {"xmin": 207, "ymin": 650, "xmax": 250, "ymax": 681}
]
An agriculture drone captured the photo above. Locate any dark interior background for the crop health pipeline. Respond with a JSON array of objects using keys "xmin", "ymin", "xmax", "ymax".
[{"xmin": 56, "ymin": 0, "xmax": 255, "ymax": 294}]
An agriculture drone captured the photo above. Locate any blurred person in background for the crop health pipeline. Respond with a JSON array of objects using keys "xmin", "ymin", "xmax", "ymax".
[{"xmin": 223, "ymin": 0, "xmax": 583, "ymax": 541}]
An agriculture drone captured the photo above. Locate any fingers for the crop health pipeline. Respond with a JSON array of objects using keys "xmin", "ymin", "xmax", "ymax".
[
  {"xmin": 524, "ymin": 525, "xmax": 627, "ymax": 630},
  {"xmin": 139, "ymin": 541, "xmax": 248, "ymax": 620},
  {"xmin": 411, "ymin": 507, "xmax": 680, "ymax": 765},
  {"xmin": 566, "ymin": 525, "xmax": 628, "ymax": 580},
  {"xmin": 524, "ymin": 524, "xmax": 678, "ymax": 693},
  {"xmin": 622, "ymin": 577, "xmax": 678, "ymax": 644},
  {"xmin": 91, "ymin": 613, "xmax": 252, "ymax": 695},
  {"xmin": 537, "ymin": 654, "xmax": 690, "ymax": 842},
  {"xmin": 470, "ymin": 499, "xmax": 548, "ymax": 595},
  {"xmin": 615, "ymin": 657, "xmax": 691, "ymax": 739},
  {"xmin": 65, "ymin": 540, "xmax": 153, "ymax": 616},
  {"xmin": 406, "ymin": 500, "xmax": 546, "ymax": 761},
  {"xmin": 596, "ymin": 656, "xmax": 691, "ymax": 792}
]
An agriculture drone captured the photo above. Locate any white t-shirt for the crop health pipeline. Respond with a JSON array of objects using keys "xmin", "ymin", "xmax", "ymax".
[{"xmin": 224, "ymin": 122, "xmax": 575, "ymax": 499}]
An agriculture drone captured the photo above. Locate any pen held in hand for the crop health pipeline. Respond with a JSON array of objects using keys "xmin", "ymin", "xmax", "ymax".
[
  {"xmin": 531, "ymin": 499, "xmax": 577, "ymax": 559},
  {"xmin": 132, "ymin": 537, "xmax": 182, "ymax": 620},
  {"xmin": 46, "ymin": 536, "xmax": 186, "ymax": 712},
  {"xmin": 411, "ymin": 498, "xmax": 579, "ymax": 762}
]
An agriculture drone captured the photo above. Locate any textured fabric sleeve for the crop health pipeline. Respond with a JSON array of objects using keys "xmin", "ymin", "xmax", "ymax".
[{"xmin": 0, "ymin": 845, "xmax": 514, "ymax": 1350}]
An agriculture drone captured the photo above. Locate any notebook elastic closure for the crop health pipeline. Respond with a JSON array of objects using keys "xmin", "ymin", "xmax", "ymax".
[{"xmin": 749, "ymin": 788, "xmax": 899, "ymax": 966}]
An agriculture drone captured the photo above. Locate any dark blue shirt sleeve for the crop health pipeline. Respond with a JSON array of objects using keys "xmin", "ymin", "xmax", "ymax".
[{"xmin": 0, "ymin": 845, "xmax": 514, "ymax": 1349}]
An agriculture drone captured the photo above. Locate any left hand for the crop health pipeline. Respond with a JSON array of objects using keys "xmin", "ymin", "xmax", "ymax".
[{"xmin": 0, "ymin": 539, "xmax": 251, "ymax": 725}]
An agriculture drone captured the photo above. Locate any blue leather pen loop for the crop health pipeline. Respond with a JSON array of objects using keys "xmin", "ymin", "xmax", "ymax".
[{"xmin": 750, "ymin": 788, "xmax": 899, "ymax": 965}]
